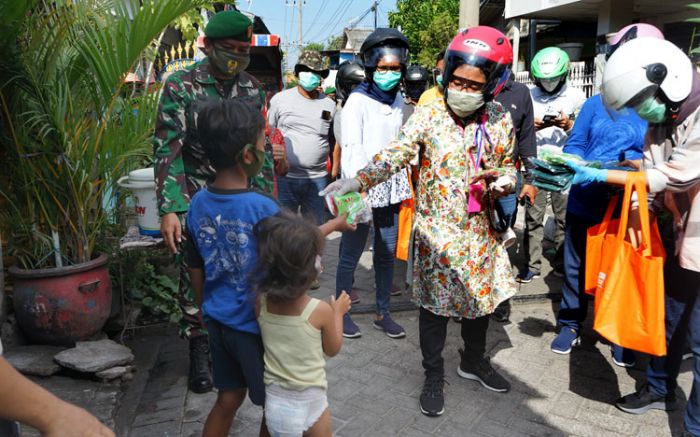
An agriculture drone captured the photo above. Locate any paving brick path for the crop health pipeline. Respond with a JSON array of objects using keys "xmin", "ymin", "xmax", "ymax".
[{"xmin": 22, "ymin": 227, "xmax": 693, "ymax": 437}]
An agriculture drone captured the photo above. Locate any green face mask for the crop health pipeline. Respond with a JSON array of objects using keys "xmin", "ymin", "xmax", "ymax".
[
  {"xmin": 209, "ymin": 46, "xmax": 250, "ymax": 79},
  {"xmin": 239, "ymin": 145, "xmax": 265, "ymax": 177},
  {"xmin": 634, "ymin": 97, "xmax": 666, "ymax": 123}
]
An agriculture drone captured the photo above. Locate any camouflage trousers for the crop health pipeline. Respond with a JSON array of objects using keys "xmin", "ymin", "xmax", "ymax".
[{"xmin": 176, "ymin": 221, "xmax": 206, "ymax": 340}]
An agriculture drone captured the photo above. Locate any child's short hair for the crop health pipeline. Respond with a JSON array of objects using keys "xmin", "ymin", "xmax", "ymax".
[
  {"xmin": 253, "ymin": 210, "xmax": 323, "ymax": 301},
  {"xmin": 196, "ymin": 96, "xmax": 265, "ymax": 170}
]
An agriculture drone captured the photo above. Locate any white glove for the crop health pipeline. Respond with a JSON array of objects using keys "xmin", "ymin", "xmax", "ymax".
[
  {"xmin": 488, "ymin": 175, "xmax": 514, "ymax": 194},
  {"xmin": 319, "ymin": 178, "xmax": 362, "ymax": 197}
]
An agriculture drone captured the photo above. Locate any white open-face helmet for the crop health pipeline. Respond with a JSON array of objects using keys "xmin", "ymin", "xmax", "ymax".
[{"xmin": 602, "ymin": 38, "xmax": 692, "ymax": 120}]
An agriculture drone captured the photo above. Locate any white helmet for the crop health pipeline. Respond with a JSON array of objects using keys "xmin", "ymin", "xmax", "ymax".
[{"xmin": 602, "ymin": 38, "xmax": 692, "ymax": 121}]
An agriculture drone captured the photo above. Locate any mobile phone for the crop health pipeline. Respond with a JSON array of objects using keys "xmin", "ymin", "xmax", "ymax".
[{"xmin": 542, "ymin": 114, "xmax": 557, "ymax": 124}]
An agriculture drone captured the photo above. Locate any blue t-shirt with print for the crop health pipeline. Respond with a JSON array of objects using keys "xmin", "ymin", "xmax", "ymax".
[
  {"xmin": 563, "ymin": 94, "xmax": 646, "ymax": 222},
  {"xmin": 185, "ymin": 187, "xmax": 279, "ymax": 334}
]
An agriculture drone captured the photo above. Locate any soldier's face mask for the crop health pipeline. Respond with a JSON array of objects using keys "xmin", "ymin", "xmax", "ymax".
[
  {"xmin": 209, "ymin": 45, "xmax": 250, "ymax": 78},
  {"xmin": 239, "ymin": 144, "xmax": 265, "ymax": 177}
]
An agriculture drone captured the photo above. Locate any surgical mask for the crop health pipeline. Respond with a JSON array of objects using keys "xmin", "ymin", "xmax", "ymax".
[
  {"xmin": 240, "ymin": 145, "xmax": 266, "ymax": 177},
  {"xmin": 373, "ymin": 71, "xmax": 402, "ymax": 91},
  {"xmin": 446, "ymin": 88, "xmax": 484, "ymax": 118},
  {"xmin": 540, "ymin": 78, "xmax": 560, "ymax": 93},
  {"xmin": 436, "ymin": 74, "xmax": 443, "ymax": 88},
  {"xmin": 298, "ymin": 71, "xmax": 321, "ymax": 91},
  {"xmin": 634, "ymin": 97, "xmax": 667, "ymax": 123},
  {"xmin": 209, "ymin": 47, "xmax": 249, "ymax": 78}
]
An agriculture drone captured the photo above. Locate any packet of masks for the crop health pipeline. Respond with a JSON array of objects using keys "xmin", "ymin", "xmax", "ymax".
[
  {"xmin": 325, "ymin": 192, "xmax": 372, "ymax": 225},
  {"xmin": 538, "ymin": 145, "xmax": 586, "ymax": 166},
  {"xmin": 528, "ymin": 157, "xmax": 574, "ymax": 192}
]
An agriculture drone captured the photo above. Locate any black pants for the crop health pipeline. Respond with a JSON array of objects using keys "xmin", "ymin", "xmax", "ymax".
[{"xmin": 419, "ymin": 307, "xmax": 489, "ymax": 378}]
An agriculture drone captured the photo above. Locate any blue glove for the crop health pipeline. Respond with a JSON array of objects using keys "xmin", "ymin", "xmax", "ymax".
[{"xmin": 566, "ymin": 160, "xmax": 608, "ymax": 185}]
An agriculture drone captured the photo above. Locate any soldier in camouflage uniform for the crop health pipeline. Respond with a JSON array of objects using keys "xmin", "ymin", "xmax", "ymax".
[{"xmin": 153, "ymin": 10, "xmax": 287, "ymax": 393}]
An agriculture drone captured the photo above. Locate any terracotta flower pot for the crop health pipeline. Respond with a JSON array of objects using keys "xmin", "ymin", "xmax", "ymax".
[{"xmin": 9, "ymin": 253, "xmax": 112, "ymax": 346}]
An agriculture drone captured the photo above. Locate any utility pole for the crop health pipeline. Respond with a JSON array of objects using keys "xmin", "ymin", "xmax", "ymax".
[
  {"xmin": 298, "ymin": 0, "xmax": 303, "ymax": 50},
  {"xmin": 372, "ymin": 1, "xmax": 377, "ymax": 29},
  {"xmin": 459, "ymin": 0, "xmax": 479, "ymax": 30}
]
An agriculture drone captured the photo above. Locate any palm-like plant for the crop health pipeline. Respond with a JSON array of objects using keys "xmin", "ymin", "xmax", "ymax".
[
  {"xmin": 0, "ymin": 0, "xmax": 195, "ymax": 269},
  {"xmin": 689, "ymin": 3, "xmax": 700, "ymax": 57}
]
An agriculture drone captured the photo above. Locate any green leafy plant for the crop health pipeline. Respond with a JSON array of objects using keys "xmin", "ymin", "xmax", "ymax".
[
  {"xmin": 129, "ymin": 263, "xmax": 182, "ymax": 323},
  {"xmin": 688, "ymin": 3, "xmax": 700, "ymax": 56},
  {"xmin": 0, "ymin": 0, "xmax": 195, "ymax": 269},
  {"xmin": 388, "ymin": 0, "xmax": 459, "ymax": 67}
]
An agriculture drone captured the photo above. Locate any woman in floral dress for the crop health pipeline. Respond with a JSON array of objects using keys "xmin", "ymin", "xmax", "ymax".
[{"xmin": 322, "ymin": 27, "xmax": 517, "ymax": 417}]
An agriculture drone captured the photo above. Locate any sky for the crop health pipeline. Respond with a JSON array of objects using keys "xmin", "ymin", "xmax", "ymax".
[{"xmin": 238, "ymin": 0, "xmax": 398, "ymax": 66}]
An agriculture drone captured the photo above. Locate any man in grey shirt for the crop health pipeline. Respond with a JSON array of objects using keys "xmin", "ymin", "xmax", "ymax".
[{"xmin": 268, "ymin": 50, "xmax": 335, "ymax": 224}]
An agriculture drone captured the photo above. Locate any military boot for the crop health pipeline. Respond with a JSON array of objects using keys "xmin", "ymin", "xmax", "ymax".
[{"xmin": 188, "ymin": 335, "xmax": 213, "ymax": 393}]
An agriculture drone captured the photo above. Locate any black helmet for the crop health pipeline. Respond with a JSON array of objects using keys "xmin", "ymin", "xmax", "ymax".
[
  {"xmin": 359, "ymin": 28, "xmax": 409, "ymax": 71},
  {"xmin": 335, "ymin": 60, "xmax": 365, "ymax": 102},
  {"xmin": 403, "ymin": 65, "xmax": 429, "ymax": 100},
  {"xmin": 405, "ymin": 65, "xmax": 429, "ymax": 83}
]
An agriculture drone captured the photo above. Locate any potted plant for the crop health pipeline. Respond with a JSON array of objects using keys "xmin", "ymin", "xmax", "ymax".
[{"xmin": 0, "ymin": 0, "xmax": 194, "ymax": 345}]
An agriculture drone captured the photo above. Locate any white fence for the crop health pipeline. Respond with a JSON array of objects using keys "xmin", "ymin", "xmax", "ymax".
[{"xmin": 514, "ymin": 61, "xmax": 597, "ymax": 98}]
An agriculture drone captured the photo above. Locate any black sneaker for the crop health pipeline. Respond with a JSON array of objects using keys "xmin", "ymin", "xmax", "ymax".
[
  {"xmin": 491, "ymin": 300, "xmax": 511, "ymax": 323},
  {"xmin": 419, "ymin": 376, "xmax": 446, "ymax": 417},
  {"xmin": 616, "ymin": 384, "xmax": 677, "ymax": 414},
  {"xmin": 457, "ymin": 351, "xmax": 510, "ymax": 393}
]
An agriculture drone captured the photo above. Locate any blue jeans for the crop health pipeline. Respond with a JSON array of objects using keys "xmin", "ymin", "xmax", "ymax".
[
  {"xmin": 335, "ymin": 204, "xmax": 399, "ymax": 316},
  {"xmin": 557, "ymin": 213, "xmax": 593, "ymax": 329},
  {"xmin": 495, "ymin": 172, "xmax": 523, "ymax": 229},
  {"xmin": 277, "ymin": 176, "xmax": 328, "ymax": 224},
  {"xmin": 646, "ymin": 222, "xmax": 700, "ymax": 435},
  {"xmin": 557, "ymin": 212, "xmax": 629, "ymax": 355}
]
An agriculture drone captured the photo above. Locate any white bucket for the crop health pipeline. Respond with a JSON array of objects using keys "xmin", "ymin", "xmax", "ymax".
[{"xmin": 118, "ymin": 168, "xmax": 161, "ymax": 236}]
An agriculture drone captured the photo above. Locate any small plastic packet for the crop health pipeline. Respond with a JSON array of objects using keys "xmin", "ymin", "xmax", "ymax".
[{"xmin": 325, "ymin": 192, "xmax": 372, "ymax": 225}]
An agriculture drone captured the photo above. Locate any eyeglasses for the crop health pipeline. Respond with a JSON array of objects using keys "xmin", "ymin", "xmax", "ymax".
[
  {"xmin": 449, "ymin": 76, "xmax": 485, "ymax": 92},
  {"xmin": 375, "ymin": 65, "xmax": 402, "ymax": 73}
]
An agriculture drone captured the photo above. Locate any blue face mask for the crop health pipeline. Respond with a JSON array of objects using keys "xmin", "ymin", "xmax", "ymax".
[
  {"xmin": 298, "ymin": 71, "xmax": 321, "ymax": 92},
  {"xmin": 634, "ymin": 97, "xmax": 666, "ymax": 123},
  {"xmin": 436, "ymin": 74, "xmax": 443, "ymax": 88},
  {"xmin": 373, "ymin": 70, "xmax": 402, "ymax": 91}
]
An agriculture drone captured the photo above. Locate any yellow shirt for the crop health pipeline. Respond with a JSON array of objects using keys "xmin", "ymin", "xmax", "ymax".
[
  {"xmin": 258, "ymin": 296, "xmax": 326, "ymax": 390},
  {"xmin": 417, "ymin": 86, "xmax": 443, "ymax": 106}
]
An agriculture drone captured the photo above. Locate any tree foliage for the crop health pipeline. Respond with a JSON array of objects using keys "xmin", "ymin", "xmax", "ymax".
[
  {"xmin": 388, "ymin": 0, "xmax": 459, "ymax": 67},
  {"xmin": 303, "ymin": 42, "xmax": 325, "ymax": 52},
  {"xmin": 326, "ymin": 34, "xmax": 345, "ymax": 51}
]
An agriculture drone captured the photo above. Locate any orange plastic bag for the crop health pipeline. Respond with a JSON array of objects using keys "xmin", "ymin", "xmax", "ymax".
[
  {"xmin": 584, "ymin": 195, "xmax": 619, "ymax": 296},
  {"xmin": 593, "ymin": 172, "xmax": 666, "ymax": 356},
  {"xmin": 396, "ymin": 169, "xmax": 415, "ymax": 261}
]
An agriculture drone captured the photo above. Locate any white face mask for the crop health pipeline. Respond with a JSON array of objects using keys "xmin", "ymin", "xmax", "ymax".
[
  {"xmin": 540, "ymin": 78, "xmax": 560, "ymax": 93},
  {"xmin": 446, "ymin": 88, "xmax": 484, "ymax": 118}
]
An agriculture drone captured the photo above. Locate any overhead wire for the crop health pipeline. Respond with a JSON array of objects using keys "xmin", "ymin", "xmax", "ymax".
[
  {"xmin": 307, "ymin": 0, "xmax": 328, "ymax": 31},
  {"xmin": 310, "ymin": 0, "xmax": 352, "ymax": 40},
  {"xmin": 304, "ymin": 0, "xmax": 351, "ymax": 43}
]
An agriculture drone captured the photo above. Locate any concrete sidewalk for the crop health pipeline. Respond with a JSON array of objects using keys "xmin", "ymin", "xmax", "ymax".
[
  {"xmin": 22, "ymin": 224, "xmax": 693, "ymax": 437},
  {"xmin": 124, "ymin": 302, "xmax": 693, "ymax": 437}
]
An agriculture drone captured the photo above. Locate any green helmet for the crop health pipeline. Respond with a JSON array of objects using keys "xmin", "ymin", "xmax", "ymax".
[{"xmin": 531, "ymin": 47, "xmax": 570, "ymax": 80}]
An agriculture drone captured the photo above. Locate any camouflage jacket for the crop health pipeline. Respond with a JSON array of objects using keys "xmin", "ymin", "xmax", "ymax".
[{"xmin": 153, "ymin": 58, "xmax": 275, "ymax": 216}]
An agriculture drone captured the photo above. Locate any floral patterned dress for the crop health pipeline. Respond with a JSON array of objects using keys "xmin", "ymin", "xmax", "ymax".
[{"xmin": 356, "ymin": 100, "xmax": 517, "ymax": 319}]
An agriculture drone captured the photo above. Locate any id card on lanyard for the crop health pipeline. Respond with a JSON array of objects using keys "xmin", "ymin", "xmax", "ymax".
[{"xmin": 467, "ymin": 123, "xmax": 486, "ymax": 213}]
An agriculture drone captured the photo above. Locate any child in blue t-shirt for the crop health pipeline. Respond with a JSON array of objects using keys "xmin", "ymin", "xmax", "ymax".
[{"xmin": 185, "ymin": 98, "xmax": 353, "ymax": 436}]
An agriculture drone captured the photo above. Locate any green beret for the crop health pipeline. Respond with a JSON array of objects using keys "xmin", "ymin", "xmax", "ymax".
[{"xmin": 204, "ymin": 11, "xmax": 253, "ymax": 41}]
